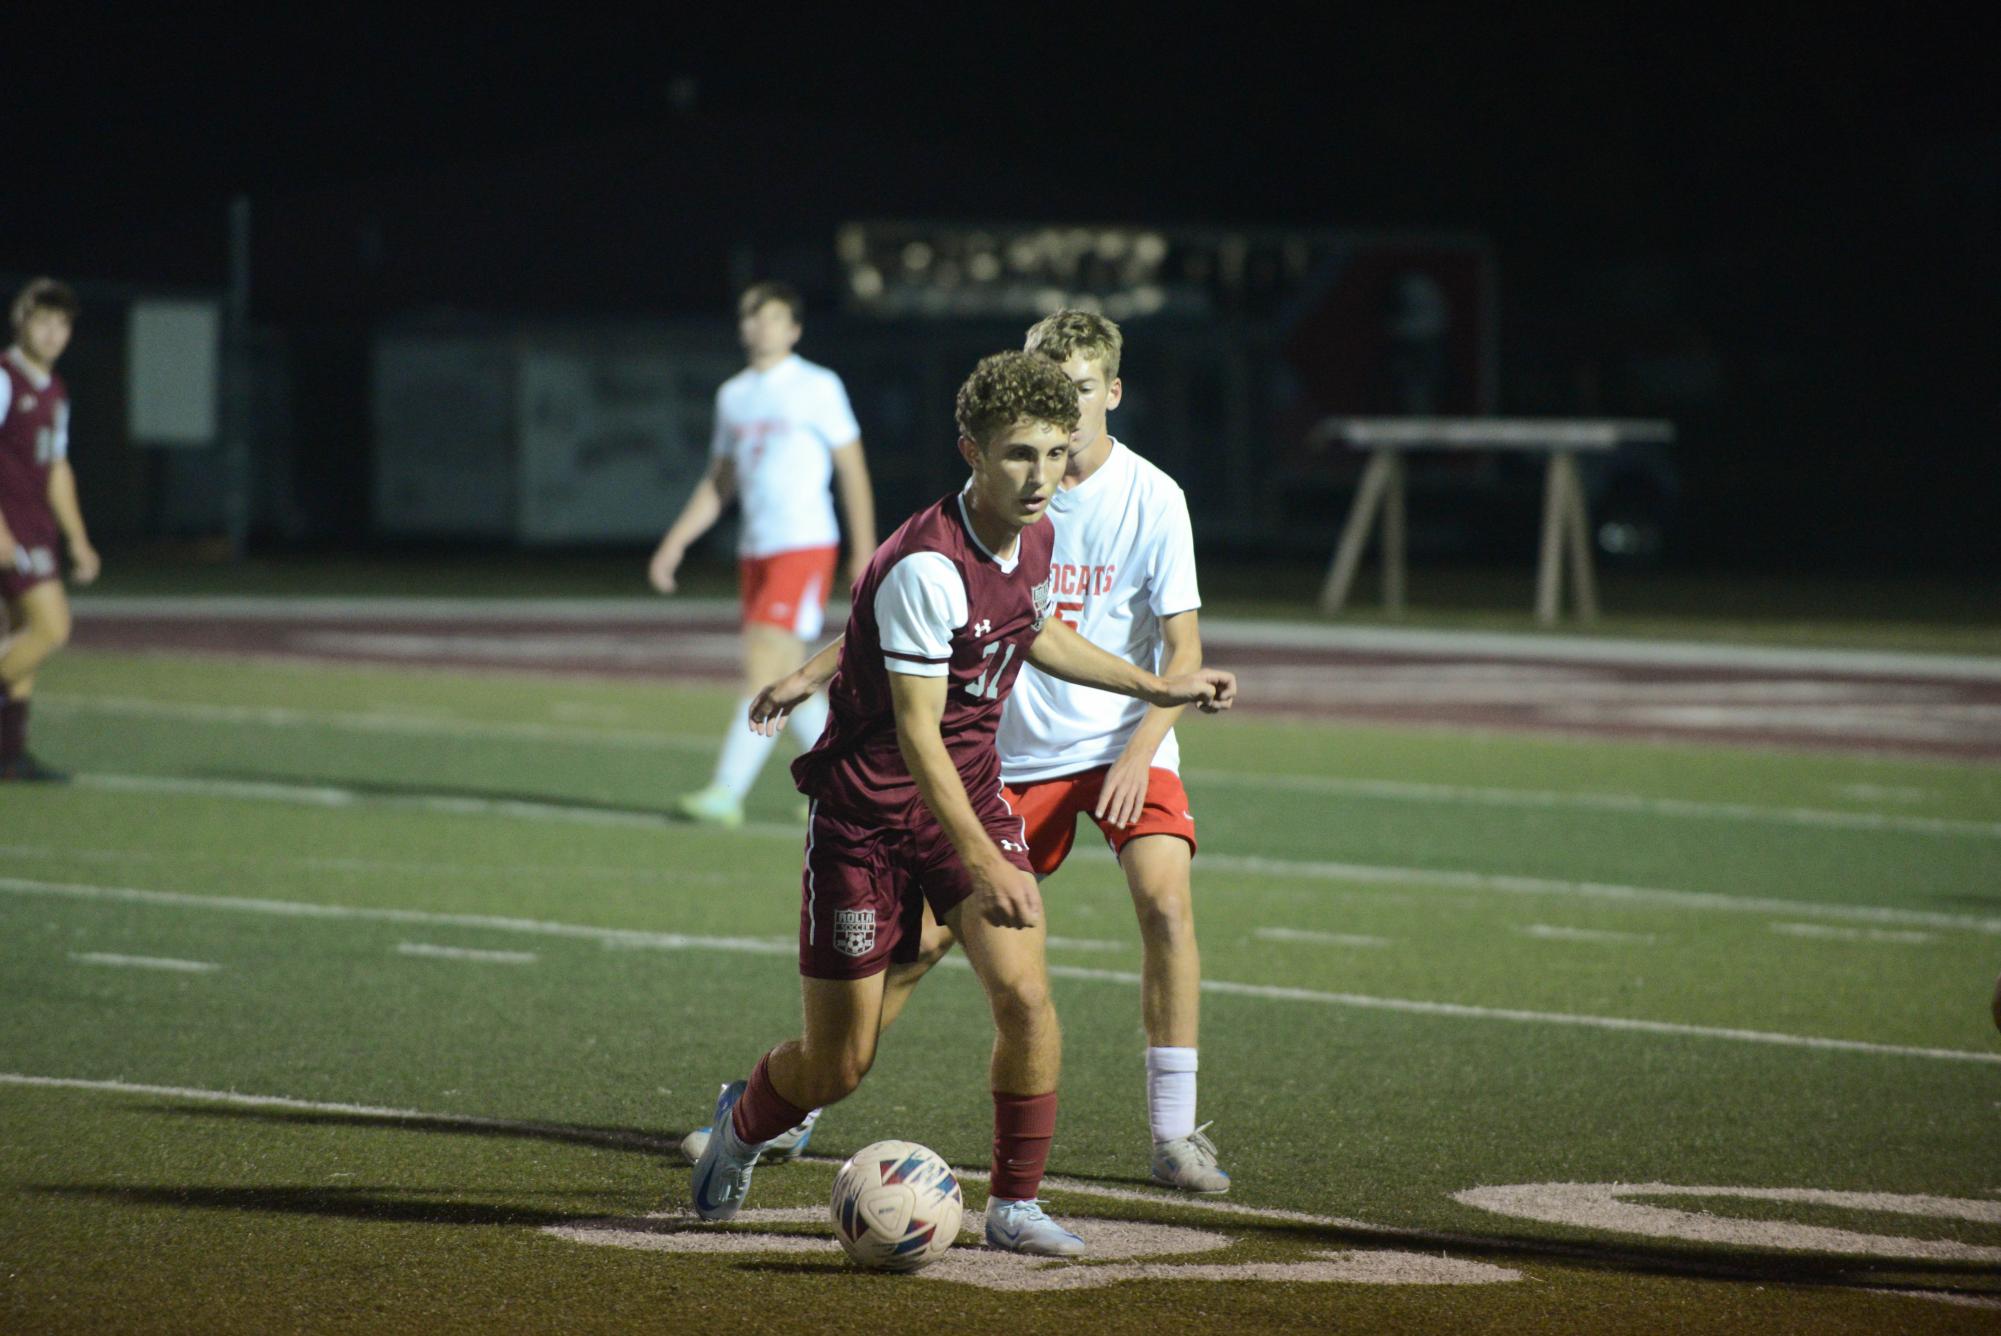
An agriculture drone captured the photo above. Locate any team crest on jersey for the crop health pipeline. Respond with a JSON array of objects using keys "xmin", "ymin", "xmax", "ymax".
[
  {"xmin": 833, "ymin": 909, "xmax": 876, "ymax": 957},
  {"xmin": 1029, "ymin": 574, "xmax": 1054, "ymax": 631}
]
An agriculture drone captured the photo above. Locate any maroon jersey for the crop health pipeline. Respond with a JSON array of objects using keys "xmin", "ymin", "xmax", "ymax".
[
  {"xmin": 0, "ymin": 350, "xmax": 68, "ymax": 591},
  {"xmin": 793, "ymin": 491, "xmax": 1055, "ymax": 826}
]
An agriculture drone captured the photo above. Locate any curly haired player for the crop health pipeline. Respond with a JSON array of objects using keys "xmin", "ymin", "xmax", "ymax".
[{"xmin": 679, "ymin": 351, "xmax": 1236, "ymax": 1256}]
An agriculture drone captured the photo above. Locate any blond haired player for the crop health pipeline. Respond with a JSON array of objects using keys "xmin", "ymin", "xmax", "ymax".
[
  {"xmin": 0, "ymin": 278, "xmax": 100, "ymax": 782},
  {"xmin": 649, "ymin": 281, "xmax": 876, "ymax": 826}
]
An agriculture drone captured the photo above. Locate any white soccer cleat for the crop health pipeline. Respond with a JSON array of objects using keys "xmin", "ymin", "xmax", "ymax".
[
  {"xmin": 680, "ymin": 1105, "xmax": 819, "ymax": 1165},
  {"xmin": 688, "ymin": 1081, "xmax": 762, "ymax": 1221},
  {"xmin": 673, "ymin": 783, "xmax": 744, "ymax": 828},
  {"xmin": 1150, "ymin": 1123, "xmax": 1230, "ymax": 1194},
  {"xmin": 983, "ymin": 1198, "xmax": 1086, "ymax": 1257}
]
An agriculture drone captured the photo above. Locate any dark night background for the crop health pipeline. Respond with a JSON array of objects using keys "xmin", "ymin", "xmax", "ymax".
[{"xmin": 3, "ymin": 8, "xmax": 1996, "ymax": 576}]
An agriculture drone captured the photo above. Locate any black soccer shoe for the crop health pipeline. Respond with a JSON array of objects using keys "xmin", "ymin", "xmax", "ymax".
[{"xmin": 0, "ymin": 753, "xmax": 70, "ymax": 783}]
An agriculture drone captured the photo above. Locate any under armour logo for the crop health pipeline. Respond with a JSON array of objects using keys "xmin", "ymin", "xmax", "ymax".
[
  {"xmin": 972, "ymin": 619, "xmax": 992, "ymax": 637},
  {"xmin": 999, "ymin": 838, "xmax": 1025, "ymax": 852}
]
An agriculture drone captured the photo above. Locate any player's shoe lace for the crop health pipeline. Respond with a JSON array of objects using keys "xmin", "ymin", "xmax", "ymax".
[
  {"xmin": 983, "ymin": 1198, "xmax": 1086, "ymax": 1257},
  {"xmin": 1150, "ymin": 1122, "xmax": 1230, "ymax": 1194},
  {"xmin": 688, "ymin": 1080, "xmax": 762, "ymax": 1221}
]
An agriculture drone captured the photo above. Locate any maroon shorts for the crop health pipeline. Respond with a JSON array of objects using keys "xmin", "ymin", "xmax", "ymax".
[
  {"xmin": 2, "ymin": 517, "xmax": 60, "ymax": 601},
  {"xmin": 798, "ymin": 787, "xmax": 1034, "ymax": 980}
]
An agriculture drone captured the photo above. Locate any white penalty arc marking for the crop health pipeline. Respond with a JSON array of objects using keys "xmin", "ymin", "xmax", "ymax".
[
  {"xmin": 1186, "ymin": 769, "xmax": 2001, "ymax": 841},
  {"xmin": 6, "ymin": 877, "xmax": 1999, "ymax": 1067},
  {"xmin": 68, "ymin": 952, "xmax": 220, "ymax": 973},
  {"xmin": 1455, "ymin": 1183, "xmax": 2001, "ymax": 1263},
  {"xmin": 396, "ymin": 942, "xmax": 538, "ymax": 964}
]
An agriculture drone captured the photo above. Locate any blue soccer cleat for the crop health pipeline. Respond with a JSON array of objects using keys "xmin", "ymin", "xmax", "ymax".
[
  {"xmin": 983, "ymin": 1197, "xmax": 1086, "ymax": 1257},
  {"xmin": 688, "ymin": 1080, "xmax": 762, "ymax": 1221}
]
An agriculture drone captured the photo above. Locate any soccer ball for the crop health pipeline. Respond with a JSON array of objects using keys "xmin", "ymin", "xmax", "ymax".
[{"xmin": 829, "ymin": 1140, "xmax": 964, "ymax": 1272}]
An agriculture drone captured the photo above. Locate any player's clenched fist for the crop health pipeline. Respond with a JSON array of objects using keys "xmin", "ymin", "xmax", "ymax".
[{"xmin": 1155, "ymin": 668, "xmax": 1237, "ymax": 713}]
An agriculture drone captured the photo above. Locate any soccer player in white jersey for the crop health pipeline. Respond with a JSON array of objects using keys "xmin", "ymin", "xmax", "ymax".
[{"xmin": 649, "ymin": 281, "xmax": 876, "ymax": 827}]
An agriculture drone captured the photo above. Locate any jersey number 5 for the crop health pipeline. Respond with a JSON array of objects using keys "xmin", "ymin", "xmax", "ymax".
[
  {"xmin": 967, "ymin": 640, "xmax": 1016, "ymax": 699},
  {"xmin": 1055, "ymin": 599, "xmax": 1084, "ymax": 631}
]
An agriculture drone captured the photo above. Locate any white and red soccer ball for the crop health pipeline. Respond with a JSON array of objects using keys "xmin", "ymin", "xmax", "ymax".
[{"xmin": 829, "ymin": 1140, "xmax": 964, "ymax": 1271}]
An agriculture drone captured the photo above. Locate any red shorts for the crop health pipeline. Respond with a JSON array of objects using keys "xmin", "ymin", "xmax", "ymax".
[
  {"xmin": 740, "ymin": 545, "xmax": 838, "ymax": 638},
  {"xmin": 1002, "ymin": 766, "xmax": 1198, "ymax": 877},
  {"xmin": 2, "ymin": 520, "xmax": 61, "ymax": 601},
  {"xmin": 798, "ymin": 788, "xmax": 1033, "ymax": 980}
]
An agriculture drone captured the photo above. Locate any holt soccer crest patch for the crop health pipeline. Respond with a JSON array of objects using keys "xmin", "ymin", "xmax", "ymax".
[
  {"xmin": 833, "ymin": 909, "xmax": 876, "ymax": 957},
  {"xmin": 1030, "ymin": 574, "xmax": 1054, "ymax": 631}
]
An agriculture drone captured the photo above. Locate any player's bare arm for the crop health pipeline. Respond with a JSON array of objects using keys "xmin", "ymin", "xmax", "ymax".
[
  {"xmin": 46, "ymin": 460, "xmax": 98, "ymax": 585},
  {"xmin": 1027, "ymin": 616, "xmax": 1235, "ymax": 713},
  {"xmin": 648, "ymin": 456, "xmax": 737, "ymax": 594},
  {"xmin": 889, "ymin": 670, "xmax": 1043, "ymax": 930},
  {"xmin": 1097, "ymin": 610, "xmax": 1203, "ymax": 827},
  {"xmin": 748, "ymin": 637, "xmax": 846, "ymax": 736},
  {"xmin": 829, "ymin": 441, "xmax": 876, "ymax": 590},
  {"xmin": 0, "ymin": 503, "xmax": 16, "ymax": 568}
]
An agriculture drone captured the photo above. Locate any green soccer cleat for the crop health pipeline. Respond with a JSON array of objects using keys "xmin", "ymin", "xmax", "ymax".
[{"xmin": 673, "ymin": 783, "xmax": 743, "ymax": 828}]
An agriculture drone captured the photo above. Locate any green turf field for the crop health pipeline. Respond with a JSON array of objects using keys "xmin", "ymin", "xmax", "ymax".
[{"xmin": 5, "ymin": 648, "xmax": 2000, "ymax": 1332}]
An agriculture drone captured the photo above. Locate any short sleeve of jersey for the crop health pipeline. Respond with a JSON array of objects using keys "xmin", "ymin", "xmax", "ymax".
[
  {"xmin": 1147, "ymin": 489, "xmax": 1202, "ymax": 617},
  {"xmin": 708, "ymin": 387, "xmax": 729, "ymax": 459},
  {"xmin": 806, "ymin": 373, "xmax": 861, "ymax": 449},
  {"xmin": 52, "ymin": 401, "xmax": 69, "ymax": 461},
  {"xmin": 0, "ymin": 375, "xmax": 10, "ymax": 428},
  {"xmin": 874, "ymin": 552, "xmax": 967, "ymax": 677}
]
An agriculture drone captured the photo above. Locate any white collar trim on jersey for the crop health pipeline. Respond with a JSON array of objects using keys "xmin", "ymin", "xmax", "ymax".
[
  {"xmin": 956, "ymin": 490, "xmax": 1020, "ymax": 573},
  {"xmin": 4, "ymin": 348, "xmax": 52, "ymax": 392}
]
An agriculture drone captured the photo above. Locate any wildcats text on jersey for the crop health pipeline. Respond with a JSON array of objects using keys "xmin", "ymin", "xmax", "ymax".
[{"xmin": 1051, "ymin": 563, "xmax": 1117, "ymax": 597}]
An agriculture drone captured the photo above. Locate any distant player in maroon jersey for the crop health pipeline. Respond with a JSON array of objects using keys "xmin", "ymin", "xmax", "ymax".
[
  {"xmin": 0, "ymin": 278, "xmax": 100, "ymax": 782},
  {"xmin": 681, "ymin": 351, "xmax": 1236, "ymax": 1256}
]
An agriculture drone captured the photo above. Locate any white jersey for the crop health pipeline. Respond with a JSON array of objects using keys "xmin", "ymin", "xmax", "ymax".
[
  {"xmin": 998, "ymin": 439, "xmax": 1201, "ymax": 783},
  {"xmin": 712, "ymin": 353, "xmax": 861, "ymax": 558}
]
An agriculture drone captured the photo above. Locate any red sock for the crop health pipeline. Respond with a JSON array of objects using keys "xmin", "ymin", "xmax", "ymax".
[
  {"xmin": 990, "ymin": 1090, "xmax": 1058, "ymax": 1200},
  {"xmin": 0, "ymin": 699, "xmax": 25, "ymax": 763},
  {"xmin": 731, "ymin": 1052, "xmax": 812, "ymax": 1146}
]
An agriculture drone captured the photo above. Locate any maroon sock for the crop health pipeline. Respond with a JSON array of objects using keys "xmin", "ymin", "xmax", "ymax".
[
  {"xmin": 731, "ymin": 1052, "xmax": 812, "ymax": 1146},
  {"xmin": 990, "ymin": 1090, "xmax": 1059, "ymax": 1200},
  {"xmin": 0, "ymin": 699, "xmax": 24, "ymax": 763}
]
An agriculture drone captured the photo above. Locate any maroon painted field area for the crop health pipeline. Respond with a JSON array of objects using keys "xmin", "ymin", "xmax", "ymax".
[{"xmin": 70, "ymin": 602, "xmax": 2001, "ymax": 763}]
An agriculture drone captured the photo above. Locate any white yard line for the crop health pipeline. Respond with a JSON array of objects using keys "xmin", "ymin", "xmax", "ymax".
[
  {"xmin": 68, "ymin": 952, "xmax": 220, "ymax": 973},
  {"xmin": 1186, "ymin": 853, "xmax": 2001, "ymax": 937},
  {"xmin": 1044, "ymin": 937, "xmax": 1129, "ymax": 953},
  {"xmin": 1768, "ymin": 923, "xmax": 1937, "ymax": 945},
  {"xmin": 1254, "ymin": 928, "xmax": 1394, "ymax": 948},
  {"xmin": 40, "ymin": 696, "xmax": 713, "ymax": 753},
  {"xmin": 1186, "ymin": 770, "xmax": 2001, "ymax": 841},
  {"xmin": 70, "ymin": 596, "xmax": 2001, "ymax": 681},
  {"xmin": 396, "ymin": 942, "xmax": 539, "ymax": 964},
  {"xmin": 1517, "ymin": 925, "xmax": 1658, "ymax": 945},
  {"xmin": 6, "ymin": 876, "xmax": 1996, "ymax": 1067}
]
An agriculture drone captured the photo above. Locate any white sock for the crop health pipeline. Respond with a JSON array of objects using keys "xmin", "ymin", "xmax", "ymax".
[
  {"xmin": 712, "ymin": 697, "xmax": 777, "ymax": 798},
  {"xmin": 786, "ymin": 693, "xmax": 830, "ymax": 750},
  {"xmin": 1145, "ymin": 1046, "xmax": 1198, "ymax": 1143}
]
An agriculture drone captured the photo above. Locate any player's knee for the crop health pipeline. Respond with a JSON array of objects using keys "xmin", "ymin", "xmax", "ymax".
[
  {"xmin": 985, "ymin": 974, "xmax": 1054, "ymax": 1032},
  {"xmin": 1133, "ymin": 889, "xmax": 1194, "ymax": 947},
  {"xmin": 35, "ymin": 605, "xmax": 71, "ymax": 650}
]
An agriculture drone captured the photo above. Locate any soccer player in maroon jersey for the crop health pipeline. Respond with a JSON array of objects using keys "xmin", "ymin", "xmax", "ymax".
[
  {"xmin": 0, "ymin": 279, "xmax": 99, "ymax": 782},
  {"xmin": 683, "ymin": 351, "xmax": 1236, "ymax": 1256}
]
